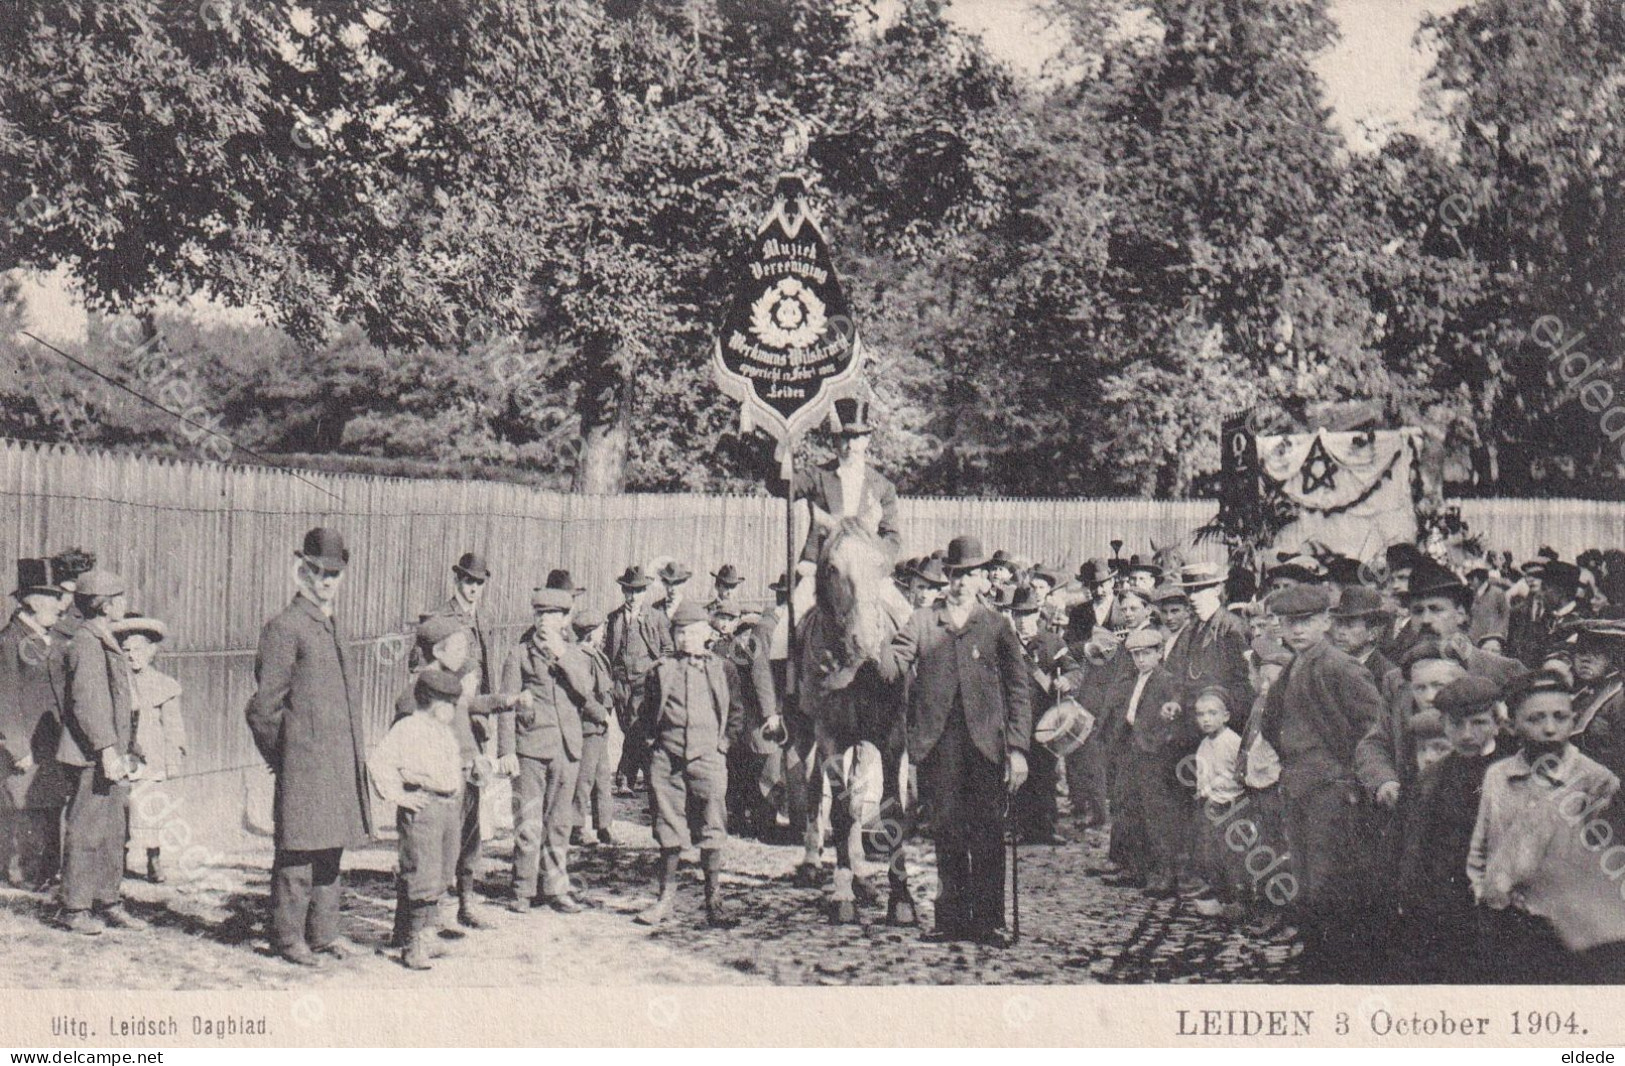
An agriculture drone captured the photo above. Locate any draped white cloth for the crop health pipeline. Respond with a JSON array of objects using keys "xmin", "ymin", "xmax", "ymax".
[{"xmin": 1257, "ymin": 427, "xmax": 1422, "ymax": 560}]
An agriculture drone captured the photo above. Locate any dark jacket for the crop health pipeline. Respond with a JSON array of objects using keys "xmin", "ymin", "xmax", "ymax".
[
  {"xmin": 747, "ymin": 607, "xmax": 786, "ymax": 721},
  {"xmin": 604, "ymin": 602, "xmax": 673, "ymax": 698},
  {"xmin": 1261, "ymin": 640, "xmax": 1385, "ymax": 793},
  {"xmin": 0, "ymin": 615, "xmax": 72, "ymax": 809},
  {"xmin": 500, "ymin": 629, "xmax": 600, "ymax": 761},
  {"xmin": 876, "ymin": 601, "xmax": 1033, "ymax": 766},
  {"xmin": 1163, "ymin": 607, "xmax": 1254, "ymax": 709},
  {"xmin": 246, "ymin": 596, "xmax": 374, "ymax": 850},
  {"xmin": 1116, "ymin": 665, "xmax": 1195, "ymax": 757},
  {"xmin": 55, "ymin": 617, "xmax": 134, "ymax": 770},
  {"xmin": 772, "ymin": 460, "xmax": 901, "ymax": 565},
  {"xmin": 1575, "ymin": 673, "xmax": 1625, "ymax": 780},
  {"xmin": 639, "ymin": 653, "xmax": 742, "ymax": 758}
]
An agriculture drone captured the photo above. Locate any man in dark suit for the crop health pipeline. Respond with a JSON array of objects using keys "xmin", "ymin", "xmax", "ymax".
[
  {"xmin": 246, "ymin": 528, "xmax": 374, "ymax": 967},
  {"xmin": 1510, "ymin": 560, "xmax": 1587, "ymax": 668},
  {"xmin": 1378, "ymin": 543, "xmax": 1427, "ymax": 663},
  {"xmin": 1260, "ymin": 583, "xmax": 1386, "ymax": 981},
  {"xmin": 1164, "ymin": 563, "xmax": 1253, "ymax": 709},
  {"xmin": 876, "ymin": 535, "xmax": 1032, "ymax": 945},
  {"xmin": 605, "ymin": 565, "xmax": 671, "ymax": 793},
  {"xmin": 0, "ymin": 558, "xmax": 73, "ymax": 891}
]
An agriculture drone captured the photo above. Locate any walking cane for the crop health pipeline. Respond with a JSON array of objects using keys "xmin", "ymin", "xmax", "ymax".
[{"xmin": 1006, "ymin": 792, "xmax": 1021, "ymax": 944}]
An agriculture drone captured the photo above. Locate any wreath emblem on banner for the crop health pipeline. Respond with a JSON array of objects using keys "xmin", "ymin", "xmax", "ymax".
[{"xmin": 750, "ymin": 278, "xmax": 827, "ymax": 350}]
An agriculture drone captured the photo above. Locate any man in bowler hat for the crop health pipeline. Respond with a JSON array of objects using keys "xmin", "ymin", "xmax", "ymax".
[
  {"xmin": 246, "ymin": 528, "xmax": 373, "ymax": 966},
  {"xmin": 877, "ymin": 535, "xmax": 1032, "ymax": 945},
  {"xmin": 605, "ymin": 565, "xmax": 672, "ymax": 793}
]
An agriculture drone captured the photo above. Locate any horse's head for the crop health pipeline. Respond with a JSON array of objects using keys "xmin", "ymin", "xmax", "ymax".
[{"xmin": 816, "ymin": 517, "xmax": 898, "ymax": 667}]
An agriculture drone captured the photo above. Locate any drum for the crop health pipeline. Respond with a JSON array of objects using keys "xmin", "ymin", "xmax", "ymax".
[{"xmin": 1034, "ymin": 697, "xmax": 1095, "ymax": 758}]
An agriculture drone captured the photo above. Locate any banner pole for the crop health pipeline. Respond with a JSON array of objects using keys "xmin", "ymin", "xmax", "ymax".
[{"xmin": 783, "ymin": 439, "xmax": 797, "ymax": 704}]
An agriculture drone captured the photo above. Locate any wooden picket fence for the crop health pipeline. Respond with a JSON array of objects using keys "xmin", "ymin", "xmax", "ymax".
[{"xmin": 3, "ymin": 437, "xmax": 1623, "ymax": 793}]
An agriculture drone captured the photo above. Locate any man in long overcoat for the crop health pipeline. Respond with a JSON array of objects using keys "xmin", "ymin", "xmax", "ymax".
[
  {"xmin": 246, "ymin": 528, "xmax": 373, "ymax": 967},
  {"xmin": 0, "ymin": 558, "xmax": 74, "ymax": 890},
  {"xmin": 876, "ymin": 535, "xmax": 1032, "ymax": 945}
]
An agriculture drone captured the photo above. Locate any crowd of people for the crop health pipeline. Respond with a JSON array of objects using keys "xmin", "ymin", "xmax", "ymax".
[{"xmin": 5, "ymin": 514, "xmax": 1625, "ymax": 982}]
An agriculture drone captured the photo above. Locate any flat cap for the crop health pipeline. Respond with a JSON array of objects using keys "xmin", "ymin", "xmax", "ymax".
[
  {"xmin": 571, "ymin": 606, "xmax": 605, "ymax": 630},
  {"xmin": 1505, "ymin": 669, "xmax": 1573, "ymax": 709},
  {"xmin": 416, "ymin": 614, "xmax": 465, "ymax": 646},
  {"xmin": 1124, "ymin": 628, "xmax": 1164, "ymax": 651},
  {"xmin": 530, "ymin": 587, "xmax": 574, "ymax": 612},
  {"xmin": 1266, "ymin": 583, "xmax": 1332, "ymax": 618},
  {"xmin": 670, "ymin": 601, "xmax": 711, "ymax": 628},
  {"xmin": 1434, "ymin": 675, "xmax": 1502, "ymax": 719},
  {"xmin": 415, "ymin": 668, "xmax": 464, "ymax": 701},
  {"xmin": 1149, "ymin": 585, "xmax": 1190, "ymax": 606}
]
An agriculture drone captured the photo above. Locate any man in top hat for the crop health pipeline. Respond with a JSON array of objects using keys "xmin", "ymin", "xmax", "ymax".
[
  {"xmin": 411, "ymin": 550, "xmax": 511, "ymax": 929},
  {"xmin": 876, "ymin": 535, "xmax": 1033, "ymax": 945},
  {"xmin": 707, "ymin": 565, "xmax": 745, "ymax": 614},
  {"xmin": 1259, "ymin": 583, "xmax": 1386, "ymax": 980},
  {"xmin": 606, "ymin": 565, "xmax": 673, "ymax": 794},
  {"xmin": 770, "ymin": 396, "xmax": 901, "ymax": 575},
  {"xmin": 1566, "ymin": 617, "xmax": 1625, "ymax": 778},
  {"xmin": 501, "ymin": 587, "xmax": 600, "ymax": 914},
  {"xmin": 246, "ymin": 528, "xmax": 373, "ymax": 965},
  {"xmin": 0, "ymin": 558, "xmax": 73, "ymax": 891},
  {"xmin": 1007, "ymin": 586, "xmax": 1083, "ymax": 846},
  {"xmin": 745, "ymin": 573, "xmax": 795, "ymax": 841}
]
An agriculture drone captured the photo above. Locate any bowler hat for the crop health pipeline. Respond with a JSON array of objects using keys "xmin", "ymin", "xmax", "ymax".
[
  {"xmin": 768, "ymin": 572, "xmax": 791, "ymax": 594},
  {"xmin": 711, "ymin": 564, "xmax": 745, "ymax": 587},
  {"xmin": 530, "ymin": 587, "xmax": 574, "ymax": 613},
  {"xmin": 1177, "ymin": 563, "xmax": 1227, "ymax": 590},
  {"xmin": 1027, "ymin": 563, "xmax": 1062, "ymax": 588},
  {"xmin": 453, "ymin": 552, "xmax": 490, "ymax": 581},
  {"xmin": 1541, "ymin": 561, "xmax": 1582, "ymax": 597},
  {"xmin": 1077, "ymin": 558, "xmax": 1113, "ymax": 585},
  {"xmin": 1125, "ymin": 555, "xmax": 1162, "ymax": 580},
  {"xmin": 669, "ymin": 601, "xmax": 710, "ymax": 628},
  {"xmin": 415, "ymin": 668, "xmax": 465, "ymax": 702},
  {"xmin": 1406, "ymin": 560, "xmax": 1472, "ymax": 609},
  {"xmin": 1434, "ymin": 675, "xmax": 1502, "ymax": 720},
  {"xmin": 1329, "ymin": 585, "xmax": 1389, "ymax": 620},
  {"xmin": 832, "ymin": 397, "xmax": 874, "ymax": 436},
  {"xmin": 111, "ymin": 615, "xmax": 167, "ymax": 643},
  {"xmin": 296, "ymin": 527, "xmax": 349, "ymax": 571},
  {"xmin": 942, "ymin": 535, "xmax": 990, "ymax": 574},
  {"xmin": 1007, "ymin": 586, "xmax": 1046, "ymax": 614},
  {"xmin": 910, "ymin": 557, "xmax": 948, "ymax": 587},
  {"xmin": 657, "ymin": 561, "xmax": 693, "ymax": 584},
  {"xmin": 13, "ymin": 557, "xmax": 65, "ymax": 597},
  {"xmin": 546, "ymin": 568, "xmax": 587, "ymax": 596},
  {"xmin": 988, "ymin": 549, "xmax": 1017, "ymax": 573},
  {"xmin": 1267, "ymin": 583, "xmax": 1332, "ymax": 618},
  {"xmin": 73, "ymin": 569, "xmax": 126, "ymax": 599},
  {"xmin": 615, "ymin": 565, "xmax": 652, "ymax": 589}
]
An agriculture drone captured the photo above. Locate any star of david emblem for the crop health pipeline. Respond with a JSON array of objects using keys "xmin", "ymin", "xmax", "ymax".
[{"xmin": 1301, "ymin": 435, "xmax": 1338, "ymax": 493}]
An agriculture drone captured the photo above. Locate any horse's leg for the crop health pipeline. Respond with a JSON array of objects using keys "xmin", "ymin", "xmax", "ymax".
[
  {"xmin": 792, "ymin": 731, "xmax": 824, "ymax": 887},
  {"xmin": 881, "ymin": 741, "xmax": 917, "ymax": 926},
  {"xmin": 827, "ymin": 733, "xmax": 860, "ymax": 923}
]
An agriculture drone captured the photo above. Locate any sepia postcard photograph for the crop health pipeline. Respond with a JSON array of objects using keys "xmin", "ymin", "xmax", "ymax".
[{"xmin": 1, "ymin": 0, "xmax": 1623, "ymax": 1050}]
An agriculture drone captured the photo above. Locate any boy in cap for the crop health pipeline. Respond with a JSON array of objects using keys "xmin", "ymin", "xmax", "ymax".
[
  {"xmin": 568, "ymin": 606, "xmax": 617, "ymax": 847},
  {"xmin": 1259, "ymin": 582, "xmax": 1386, "ymax": 979},
  {"xmin": 1394, "ymin": 675, "xmax": 1502, "ymax": 982},
  {"xmin": 501, "ymin": 587, "xmax": 601, "ymax": 914},
  {"xmin": 1009, "ymin": 586, "xmax": 1083, "ymax": 846},
  {"xmin": 0, "ymin": 558, "xmax": 72, "ymax": 891},
  {"xmin": 1469, "ymin": 670, "xmax": 1625, "ymax": 982},
  {"xmin": 396, "ymin": 614, "xmax": 514, "ymax": 932},
  {"xmin": 1112, "ymin": 625, "xmax": 1194, "ymax": 897},
  {"xmin": 55, "ymin": 569, "xmax": 145, "ymax": 935},
  {"xmin": 635, "ymin": 601, "xmax": 744, "ymax": 928},
  {"xmin": 605, "ymin": 565, "xmax": 672, "ymax": 794},
  {"xmin": 369, "ymin": 669, "xmax": 467, "ymax": 970},
  {"xmin": 1569, "ymin": 619, "xmax": 1625, "ymax": 777},
  {"xmin": 1328, "ymin": 585, "xmax": 1397, "ymax": 687}
]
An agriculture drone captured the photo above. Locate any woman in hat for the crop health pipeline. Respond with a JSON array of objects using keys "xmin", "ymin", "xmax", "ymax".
[{"xmin": 114, "ymin": 616, "xmax": 186, "ymax": 884}]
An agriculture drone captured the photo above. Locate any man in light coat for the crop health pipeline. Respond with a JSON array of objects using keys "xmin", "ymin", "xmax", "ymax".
[{"xmin": 246, "ymin": 528, "xmax": 373, "ymax": 967}]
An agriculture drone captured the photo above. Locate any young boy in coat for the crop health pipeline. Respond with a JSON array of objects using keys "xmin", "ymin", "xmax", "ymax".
[
  {"xmin": 1116, "ymin": 626, "xmax": 1194, "ymax": 898},
  {"xmin": 369, "ymin": 669, "xmax": 466, "ymax": 970},
  {"xmin": 635, "ymin": 601, "xmax": 744, "ymax": 929},
  {"xmin": 1392, "ymin": 674, "xmax": 1501, "ymax": 981}
]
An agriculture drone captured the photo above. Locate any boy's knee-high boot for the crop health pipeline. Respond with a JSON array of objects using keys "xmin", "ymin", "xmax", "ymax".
[
  {"xmin": 701, "ymin": 848, "xmax": 736, "ymax": 929},
  {"xmin": 635, "ymin": 848, "xmax": 681, "ymax": 926},
  {"xmin": 402, "ymin": 901, "xmax": 436, "ymax": 971},
  {"xmin": 389, "ymin": 882, "xmax": 411, "ymax": 948}
]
